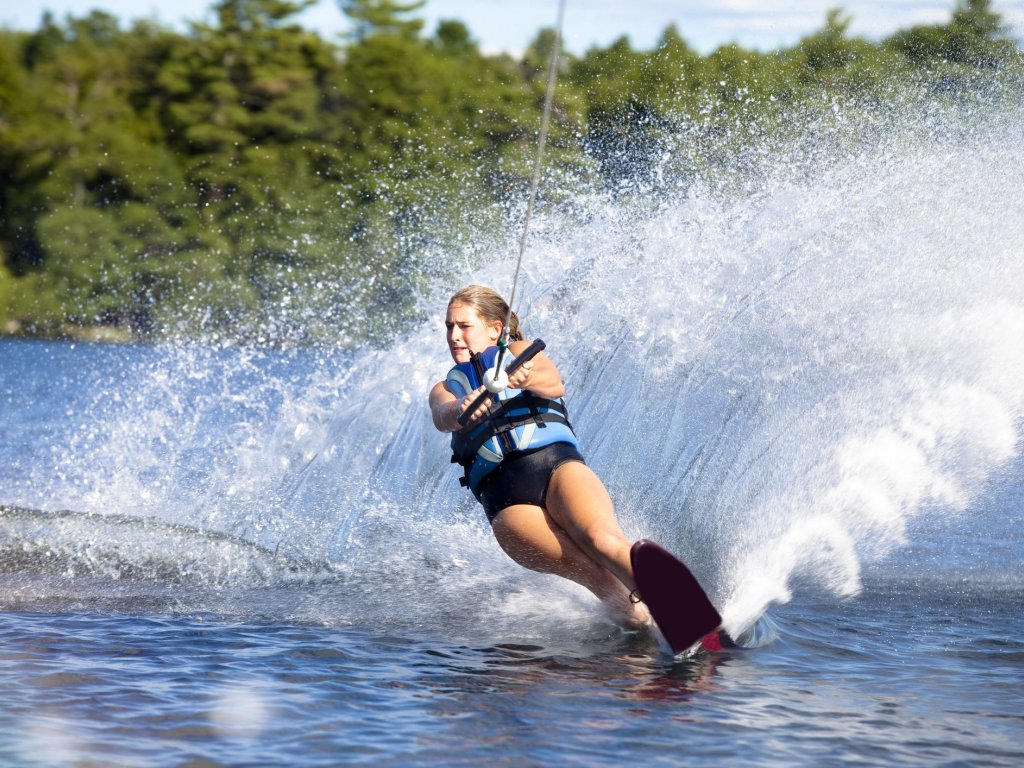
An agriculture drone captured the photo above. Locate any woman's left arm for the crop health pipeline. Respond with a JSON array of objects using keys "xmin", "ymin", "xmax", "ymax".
[{"xmin": 506, "ymin": 340, "xmax": 565, "ymax": 398}]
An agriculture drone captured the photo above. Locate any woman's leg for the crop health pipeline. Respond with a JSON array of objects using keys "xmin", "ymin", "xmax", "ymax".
[
  {"xmin": 544, "ymin": 461, "xmax": 638, "ymax": 592},
  {"xmin": 490, "ymin": 504, "xmax": 646, "ymax": 625}
]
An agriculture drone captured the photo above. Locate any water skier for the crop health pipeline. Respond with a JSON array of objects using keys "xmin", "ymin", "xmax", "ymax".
[{"xmin": 429, "ymin": 285, "xmax": 649, "ymax": 627}]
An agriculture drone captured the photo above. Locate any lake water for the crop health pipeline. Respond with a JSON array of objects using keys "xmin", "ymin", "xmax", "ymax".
[{"xmin": 2, "ymin": 92, "xmax": 1024, "ymax": 765}]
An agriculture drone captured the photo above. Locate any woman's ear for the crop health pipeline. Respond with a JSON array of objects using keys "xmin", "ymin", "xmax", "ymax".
[{"xmin": 489, "ymin": 321, "xmax": 502, "ymax": 340}]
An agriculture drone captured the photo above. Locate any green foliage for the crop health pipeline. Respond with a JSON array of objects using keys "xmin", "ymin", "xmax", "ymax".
[
  {"xmin": 886, "ymin": 0, "xmax": 1017, "ymax": 67},
  {"xmin": 0, "ymin": 1, "xmax": 1020, "ymax": 343},
  {"xmin": 340, "ymin": 0, "xmax": 426, "ymax": 41},
  {"xmin": 0, "ymin": 260, "xmax": 13, "ymax": 326},
  {"xmin": 791, "ymin": 8, "xmax": 901, "ymax": 88}
]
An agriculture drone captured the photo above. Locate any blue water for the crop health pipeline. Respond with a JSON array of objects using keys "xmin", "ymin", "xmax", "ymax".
[{"xmin": 3, "ymin": 93, "xmax": 1024, "ymax": 765}]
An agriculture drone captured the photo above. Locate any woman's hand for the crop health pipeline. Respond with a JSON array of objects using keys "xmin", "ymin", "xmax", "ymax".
[
  {"xmin": 454, "ymin": 385, "xmax": 493, "ymax": 428},
  {"xmin": 506, "ymin": 343, "xmax": 565, "ymax": 399},
  {"xmin": 506, "ymin": 359, "xmax": 533, "ymax": 391},
  {"xmin": 429, "ymin": 343, "xmax": 564, "ymax": 434}
]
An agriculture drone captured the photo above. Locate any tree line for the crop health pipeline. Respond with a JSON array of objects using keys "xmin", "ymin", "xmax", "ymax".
[{"xmin": 0, "ymin": 0, "xmax": 1019, "ymax": 344}]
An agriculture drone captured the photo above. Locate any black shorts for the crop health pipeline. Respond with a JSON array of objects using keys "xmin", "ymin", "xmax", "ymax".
[{"xmin": 474, "ymin": 442, "xmax": 586, "ymax": 523}]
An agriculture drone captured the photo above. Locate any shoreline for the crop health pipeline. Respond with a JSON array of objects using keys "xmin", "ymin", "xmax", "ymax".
[{"xmin": 2, "ymin": 320, "xmax": 137, "ymax": 344}]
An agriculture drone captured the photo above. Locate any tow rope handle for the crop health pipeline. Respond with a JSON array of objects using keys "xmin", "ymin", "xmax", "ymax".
[{"xmin": 456, "ymin": 339, "xmax": 546, "ymax": 428}]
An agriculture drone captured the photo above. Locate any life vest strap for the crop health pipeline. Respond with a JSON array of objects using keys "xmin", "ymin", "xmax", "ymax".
[
  {"xmin": 450, "ymin": 392, "xmax": 574, "ymax": 468},
  {"xmin": 454, "ymin": 410, "xmax": 573, "ymax": 465}
]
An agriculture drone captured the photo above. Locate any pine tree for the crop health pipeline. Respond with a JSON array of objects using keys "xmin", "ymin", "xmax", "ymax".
[{"xmin": 339, "ymin": 0, "xmax": 425, "ymax": 41}]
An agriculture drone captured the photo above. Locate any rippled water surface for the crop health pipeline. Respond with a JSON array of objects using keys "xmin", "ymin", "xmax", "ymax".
[{"xmin": 1, "ymin": 578, "xmax": 1021, "ymax": 766}]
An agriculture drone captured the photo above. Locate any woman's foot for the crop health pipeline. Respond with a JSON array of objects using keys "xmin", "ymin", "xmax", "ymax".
[{"xmin": 602, "ymin": 586, "xmax": 652, "ymax": 630}]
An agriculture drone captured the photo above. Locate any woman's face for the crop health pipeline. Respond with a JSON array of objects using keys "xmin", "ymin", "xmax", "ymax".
[{"xmin": 446, "ymin": 302, "xmax": 501, "ymax": 363}]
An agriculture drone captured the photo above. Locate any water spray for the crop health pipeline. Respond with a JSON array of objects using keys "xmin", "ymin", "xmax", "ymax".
[
  {"xmin": 455, "ymin": 0, "xmax": 566, "ymax": 423},
  {"xmin": 492, "ymin": 0, "xmax": 566, "ymax": 379}
]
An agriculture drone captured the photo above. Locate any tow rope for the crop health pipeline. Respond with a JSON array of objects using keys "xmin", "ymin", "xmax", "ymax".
[{"xmin": 486, "ymin": 0, "xmax": 568, "ymax": 394}]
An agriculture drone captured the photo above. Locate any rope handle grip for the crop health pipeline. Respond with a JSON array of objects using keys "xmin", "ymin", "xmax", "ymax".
[{"xmin": 456, "ymin": 339, "xmax": 546, "ymax": 428}]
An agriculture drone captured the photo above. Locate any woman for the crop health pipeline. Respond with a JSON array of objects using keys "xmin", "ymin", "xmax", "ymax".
[{"xmin": 429, "ymin": 285, "xmax": 649, "ymax": 626}]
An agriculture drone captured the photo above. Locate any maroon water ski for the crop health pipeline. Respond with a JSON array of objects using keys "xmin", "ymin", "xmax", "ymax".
[{"xmin": 630, "ymin": 539, "xmax": 724, "ymax": 654}]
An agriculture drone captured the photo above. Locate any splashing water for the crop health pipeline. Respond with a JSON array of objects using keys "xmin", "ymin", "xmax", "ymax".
[{"xmin": 6, "ymin": 91, "xmax": 1023, "ymax": 642}]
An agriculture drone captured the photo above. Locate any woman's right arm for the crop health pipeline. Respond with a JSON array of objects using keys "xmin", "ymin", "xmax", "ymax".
[
  {"xmin": 429, "ymin": 380, "xmax": 492, "ymax": 432},
  {"xmin": 429, "ymin": 381, "xmax": 460, "ymax": 432}
]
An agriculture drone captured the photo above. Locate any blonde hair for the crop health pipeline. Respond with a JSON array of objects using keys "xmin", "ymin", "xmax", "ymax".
[{"xmin": 448, "ymin": 285, "xmax": 524, "ymax": 341}]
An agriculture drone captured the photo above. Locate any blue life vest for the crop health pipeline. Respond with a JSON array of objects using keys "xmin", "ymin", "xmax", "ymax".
[{"xmin": 447, "ymin": 345, "xmax": 578, "ymax": 493}]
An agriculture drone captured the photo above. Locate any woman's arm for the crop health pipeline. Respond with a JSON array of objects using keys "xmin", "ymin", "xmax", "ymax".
[
  {"xmin": 429, "ymin": 341, "xmax": 565, "ymax": 433},
  {"xmin": 429, "ymin": 380, "xmax": 492, "ymax": 432},
  {"xmin": 429, "ymin": 381, "xmax": 460, "ymax": 432}
]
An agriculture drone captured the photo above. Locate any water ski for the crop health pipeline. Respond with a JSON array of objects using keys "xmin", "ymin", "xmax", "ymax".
[{"xmin": 630, "ymin": 539, "xmax": 724, "ymax": 654}]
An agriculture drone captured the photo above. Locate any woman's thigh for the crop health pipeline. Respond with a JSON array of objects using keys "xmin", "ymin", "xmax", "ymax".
[
  {"xmin": 544, "ymin": 461, "xmax": 636, "ymax": 587},
  {"xmin": 490, "ymin": 504, "xmax": 602, "ymax": 583},
  {"xmin": 545, "ymin": 461, "xmax": 622, "ymax": 539}
]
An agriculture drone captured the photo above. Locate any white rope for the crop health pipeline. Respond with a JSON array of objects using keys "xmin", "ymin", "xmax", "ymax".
[{"xmin": 499, "ymin": 0, "xmax": 567, "ymax": 353}]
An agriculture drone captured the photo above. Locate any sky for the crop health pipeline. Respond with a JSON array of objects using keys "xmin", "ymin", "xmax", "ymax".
[{"xmin": 3, "ymin": 0, "xmax": 1024, "ymax": 55}]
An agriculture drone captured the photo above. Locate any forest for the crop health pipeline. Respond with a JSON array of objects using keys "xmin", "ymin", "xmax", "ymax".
[{"xmin": 0, "ymin": 0, "xmax": 1020, "ymax": 344}]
